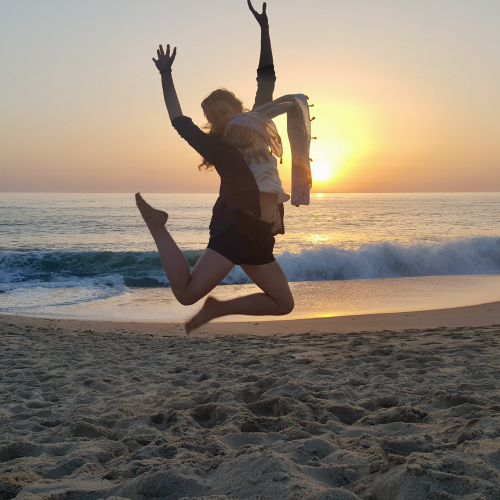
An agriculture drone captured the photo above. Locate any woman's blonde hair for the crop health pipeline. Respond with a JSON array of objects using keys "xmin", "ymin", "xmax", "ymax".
[{"xmin": 198, "ymin": 88, "xmax": 248, "ymax": 171}]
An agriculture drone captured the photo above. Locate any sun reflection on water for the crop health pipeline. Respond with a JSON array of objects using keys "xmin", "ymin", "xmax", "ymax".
[{"xmin": 308, "ymin": 234, "xmax": 331, "ymax": 245}]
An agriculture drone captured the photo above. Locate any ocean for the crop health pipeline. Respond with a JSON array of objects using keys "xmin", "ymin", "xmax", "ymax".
[{"xmin": 2, "ymin": 192, "xmax": 500, "ymax": 321}]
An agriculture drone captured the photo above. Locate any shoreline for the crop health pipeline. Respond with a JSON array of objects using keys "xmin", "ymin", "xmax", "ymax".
[
  {"xmin": 2, "ymin": 299, "xmax": 500, "ymax": 336},
  {"xmin": 5, "ymin": 274, "xmax": 500, "ymax": 327}
]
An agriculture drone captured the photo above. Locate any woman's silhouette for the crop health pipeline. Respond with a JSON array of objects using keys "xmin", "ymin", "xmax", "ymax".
[{"xmin": 137, "ymin": 1, "xmax": 302, "ymax": 333}]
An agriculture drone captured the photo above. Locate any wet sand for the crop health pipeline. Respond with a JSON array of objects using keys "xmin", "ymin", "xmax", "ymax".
[
  {"xmin": 8, "ymin": 274, "xmax": 500, "ymax": 325},
  {"xmin": 1, "ymin": 303, "xmax": 500, "ymax": 499}
]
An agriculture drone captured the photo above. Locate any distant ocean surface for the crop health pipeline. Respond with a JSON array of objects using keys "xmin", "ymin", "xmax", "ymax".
[{"xmin": 2, "ymin": 192, "xmax": 500, "ymax": 320}]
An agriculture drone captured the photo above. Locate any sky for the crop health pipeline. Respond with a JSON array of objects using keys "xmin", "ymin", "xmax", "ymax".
[{"xmin": 1, "ymin": 0, "xmax": 500, "ymax": 193}]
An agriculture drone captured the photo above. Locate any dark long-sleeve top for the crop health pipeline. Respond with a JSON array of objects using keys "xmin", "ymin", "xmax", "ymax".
[{"xmin": 171, "ymin": 65, "xmax": 276, "ymax": 238}]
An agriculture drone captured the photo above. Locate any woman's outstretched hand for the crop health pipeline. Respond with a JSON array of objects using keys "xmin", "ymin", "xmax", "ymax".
[
  {"xmin": 153, "ymin": 44, "xmax": 177, "ymax": 74},
  {"xmin": 248, "ymin": 0, "xmax": 268, "ymax": 28}
]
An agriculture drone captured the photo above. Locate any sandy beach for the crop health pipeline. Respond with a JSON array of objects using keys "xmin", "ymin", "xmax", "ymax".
[{"xmin": 1, "ymin": 303, "xmax": 500, "ymax": 500}]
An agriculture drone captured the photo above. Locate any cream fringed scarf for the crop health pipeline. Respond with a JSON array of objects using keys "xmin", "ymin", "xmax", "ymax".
[{"xmin": 223, "ymin": 94, "xmax": 312, "ymax": 206}]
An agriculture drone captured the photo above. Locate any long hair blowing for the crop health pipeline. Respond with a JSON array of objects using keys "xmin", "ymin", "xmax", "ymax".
[{"xmin": 198, "ymin": 88, "xmax": 248, "ymax": 171}]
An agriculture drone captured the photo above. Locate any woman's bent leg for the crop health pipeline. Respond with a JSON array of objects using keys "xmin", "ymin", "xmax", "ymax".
[
  {"xmin": 185, "ymin": 260, "xmax": 293, "ymax": 333},
  {"xmin": 136, "ymin": 194, "xmax": 234, "ymax": 305}
]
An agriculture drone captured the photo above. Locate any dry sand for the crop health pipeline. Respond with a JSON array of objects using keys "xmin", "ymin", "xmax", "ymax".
[{"xmin": 1, "ymin": 303, "xmax": 500, "ymax": 499}]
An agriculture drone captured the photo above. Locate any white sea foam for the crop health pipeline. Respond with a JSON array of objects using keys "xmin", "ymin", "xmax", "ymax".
[{"xmin": 0, "ymin": 285, "xmax": 127, "ymax": 312}]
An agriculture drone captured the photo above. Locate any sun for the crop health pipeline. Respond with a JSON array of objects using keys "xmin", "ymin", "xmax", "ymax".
[{"xmin": 311, "ymin": 161, "xmax": 334, "ymax": 182}]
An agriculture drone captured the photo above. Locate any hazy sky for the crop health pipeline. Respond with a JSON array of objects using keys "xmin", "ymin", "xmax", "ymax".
[{"xmin": 1, "ymin": 0, "xmax": 500, "ymax": 193}]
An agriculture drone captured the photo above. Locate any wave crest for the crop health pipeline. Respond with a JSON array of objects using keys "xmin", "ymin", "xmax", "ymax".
[
  {"xmin": 2, "ymin": 237, "xmax": 500, "ymax": 290},
  {"xmin": 224, "ymin": 236, "xmax": 500, "ymax": 284}
]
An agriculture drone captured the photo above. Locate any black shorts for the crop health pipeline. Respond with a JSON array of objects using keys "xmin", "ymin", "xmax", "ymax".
[{"xmin": 207, "ymin": 211, "xmax": 276, "ymax": 266}]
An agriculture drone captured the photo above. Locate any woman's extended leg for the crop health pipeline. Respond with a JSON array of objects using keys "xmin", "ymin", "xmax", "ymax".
[
  {"xmin": 185, "ymin": 260, "xmax": 294, "ymax": 333},
  {"xmin": 136, "ymin": 194, "xmax": 234, "ymax": 305}
]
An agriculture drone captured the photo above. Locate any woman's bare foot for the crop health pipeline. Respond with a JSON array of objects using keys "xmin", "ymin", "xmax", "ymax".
[
  {"xmin": 185, "ymin": 296, "xmax": 221, "ymax": 334},
  {"xmin": 135, "ymin": 193, "xmax": 168, "ymax": 230}
]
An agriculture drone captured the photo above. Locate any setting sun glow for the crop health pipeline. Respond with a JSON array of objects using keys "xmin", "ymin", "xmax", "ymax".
[{"xmin": 311, "ymin": 161, "xmax": 334, "ymax": 182}]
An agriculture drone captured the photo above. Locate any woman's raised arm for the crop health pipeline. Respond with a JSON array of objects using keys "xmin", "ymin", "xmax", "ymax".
[
  {"xmin": 153, "ymin": 44, "xmax": 183, "ymax": 121},
  {"xmin": 249, "ymin": 1, "xmax": 276, "ymax": 109},
  {"xmin": 248, "ymin": 0, "xmax": 273, "ymax": 68}
]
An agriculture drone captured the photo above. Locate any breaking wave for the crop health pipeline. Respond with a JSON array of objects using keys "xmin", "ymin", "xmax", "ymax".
[{"xmin": 1, "ymin": 237, "xmax": 500, "ymax": 294}]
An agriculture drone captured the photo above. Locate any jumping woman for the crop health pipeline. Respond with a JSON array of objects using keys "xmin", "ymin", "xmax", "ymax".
[{"xmin": 137, "ymin": 0, "xmax": 312, "ymax": 333}]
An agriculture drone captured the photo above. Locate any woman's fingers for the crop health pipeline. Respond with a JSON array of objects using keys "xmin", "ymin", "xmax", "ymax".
[
  {"xmin": 248, "ymin": 0, "xmax": 268, "ymax": 22},
  {"xmin": 155, "ymin": 43, "xmax": 176, "ymax": 61},
  {"xmin": 248, "ymin": 0, "xmax": 257, "ymax": 15}
]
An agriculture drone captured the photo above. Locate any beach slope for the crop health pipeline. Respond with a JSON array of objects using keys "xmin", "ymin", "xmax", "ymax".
[{"xmin": 1, "ymin": 309, "xmax": 500, "ymax": 499}]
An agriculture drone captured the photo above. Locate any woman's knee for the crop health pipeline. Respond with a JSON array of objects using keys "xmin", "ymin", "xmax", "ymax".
[
  {"xmin": 174, "ymin": 290, "xmax": 202, "ymax": 306},
  {"xmin": 278, "ymin": 295, "xmax": 294, "ymax": 315}
]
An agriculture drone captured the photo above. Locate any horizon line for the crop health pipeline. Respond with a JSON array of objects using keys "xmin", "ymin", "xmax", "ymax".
[{"xmin": 2, "ymin": 191, "xmax": 500, "ymax": 195}]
